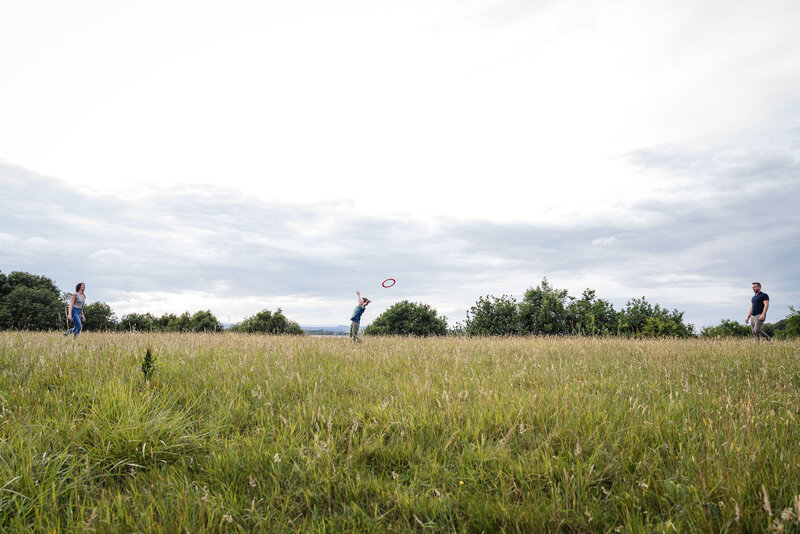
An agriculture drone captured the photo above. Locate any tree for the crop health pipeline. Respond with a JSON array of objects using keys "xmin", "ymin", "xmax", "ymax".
[
  {"xmin": 117, "ymin": 310, "xmax": 223, "ymax": 332},
  {"xmin": 0, "ymin": 271, "xmax": 13, "ymax": 329},
  {"xmin": 465, "ymin": 295, "xmax": 520, "ymax": 336},
  {"xmin": 448, "ymin": 322, "xmax": 467, "ymax": 336},
  {"xmin": 189, "ymin": 310, "xmax": 223, "ymax": 332},
  {"xmin": 772, "ymin": 306, "xmax": 800, "ymax": 339},
  {"xmin": 156, "ymin": 312, "xmax": 192, "ymax": 332},
  {"xmin": 230, "ymin": 309, "xmax": 303, "ymax": 334},
  {"xmin": 3, "ymin": 286, "xmax": 64, "ymax": 330},
  {"xmin": 641, "ymin": 316, "xmax": 690, "ymax": 337},
  {"xmin": 82, "ymin": 302, "xmax": 118, "ymax": 331},
  {"xmin": 566, "ymin": 288, "xmax": 618, "ymax": 335},
  {"xmin": 0, "ymin": 271, "xmax": 63, "ymax": 330},
  {"xmin": 617, "ymin": 297, "xmax": 694, "ymax": 338},
  {"xmin": 364, "ymin": 301, "xmax": 448, "ymax": 336},
  {"xmin": 700, "ymin": 319, "xmax": 751, "ymax": 338},
  {"xmin": 616, "ymin": 297, "xmax": 655, "ymax": 335},
  {"xmin": 119, "ymin": 313, "xmax": 158, "ymax": 332},
  {"xmin": 154, "ymin": 313, "xmax": 175, "ymax": 331},
  {"xmin": 519, "ymin": 278, "xmax": 570, "ymax": 335},
  {"xmin": 785, "ymin": 307, "xmax": 800, "ymax": 338}
]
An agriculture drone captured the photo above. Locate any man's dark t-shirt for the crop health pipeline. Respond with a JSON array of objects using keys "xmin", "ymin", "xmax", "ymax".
[{"xmin": 752, "ymin": 292, "xmax": 769, "ymax": 315}]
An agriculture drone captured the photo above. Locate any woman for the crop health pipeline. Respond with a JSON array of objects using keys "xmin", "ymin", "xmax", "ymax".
[{"xmin": 64, "ymin": 282, "xmax": 86, "ymax": 338}]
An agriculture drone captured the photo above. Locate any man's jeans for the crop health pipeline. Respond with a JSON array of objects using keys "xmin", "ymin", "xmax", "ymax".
[
  {"xmin": 750, "ymin": 315, "xmax": 770, "ymax": 341},
  {"xmin": 350, "ymin": 321, "xmax": 360, "ymax": 342}
]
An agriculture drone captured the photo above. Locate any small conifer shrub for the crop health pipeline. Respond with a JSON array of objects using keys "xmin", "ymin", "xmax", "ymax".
[{"xmin": 141, "ymin": 347, "xmax": 155, "ymax": 381}]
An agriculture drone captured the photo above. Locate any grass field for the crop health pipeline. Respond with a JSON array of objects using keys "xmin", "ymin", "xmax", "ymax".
[{"xmin": 1, "ymin": 332, "xmax": 799, "ymax": 533}]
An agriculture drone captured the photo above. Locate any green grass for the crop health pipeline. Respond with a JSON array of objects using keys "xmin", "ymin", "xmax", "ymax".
[{"xmin": 1, "ymin": 332, "xmax": 799, "ymax": 532}]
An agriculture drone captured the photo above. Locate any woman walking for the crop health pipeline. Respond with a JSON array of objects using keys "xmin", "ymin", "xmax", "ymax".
[{"xmin": 64, "ymin": 282, "xmax": 86, "ymax": 338}]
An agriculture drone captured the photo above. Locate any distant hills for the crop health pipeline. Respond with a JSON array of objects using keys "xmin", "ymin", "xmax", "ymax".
[
  {"xmin": 300, "ymin": 325, "xmax": 350, "ymax": 336},
  {"xmin": 220, "ymin": 323, "xmax": 350, "ymax": 335}
]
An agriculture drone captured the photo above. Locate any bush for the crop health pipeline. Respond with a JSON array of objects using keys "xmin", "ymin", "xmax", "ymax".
[
  {"xmin": 773, "ymin": 306, "xmax": 800, "ymax": 339},
  {"xmin": 364, "ymin": 301, "xmax": 448, "ymax": 336},
  {"xmin": 229, "ymin": 309, "xmax": 303, "ymax": 334},
  {"xmin": 188, "ymin": 310, "xmax": 223, "ymax": 332},
  {"xmin": 700, "ymin": 319, "xmax": 751, "ymax": 338},
  {"xmin": 0, "ymin": 271, "xmax": 63, "ymax": 330},
  {"xmin": 5, "ymin": 286, "xmax": 64, "ymax": 330},
  {"xmin": 519, "ymin": 278, "xmax": 570, "ymax": 335},
  {"xmin": 82, "ymin": 302, "xmax": 118, "ymax": 331},
  {"xmin": 119, "ymin": 313, "xmax": 158, "ymax": 332},
  {"xmin": 617, "ymin": 297, "xmax": 694, "ymax": 338},
  {"xmin": 465, "ymin": 295, "xmax": 520, "ymax": 336},
  {"xmin": 566, "ymin": 289, "xmax": 618, "ymax": 335}
]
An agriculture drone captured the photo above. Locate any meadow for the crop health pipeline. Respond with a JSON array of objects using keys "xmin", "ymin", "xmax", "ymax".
[{"xmin": 1, "ymin": 332, "xmax": 799, "ymax": 533}]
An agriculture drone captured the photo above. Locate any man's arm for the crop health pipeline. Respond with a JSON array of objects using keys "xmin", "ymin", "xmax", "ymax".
[
  {"xmin": 746, "ymin": 304, "xmax": 752, "ymax": 323},
  {"xmin": 760, "ymin": 300, "xmax": 769, "ymax": 320},
  {"xmin": 357, "ymin": 291, "xmax": 365, "ymax": 306}
]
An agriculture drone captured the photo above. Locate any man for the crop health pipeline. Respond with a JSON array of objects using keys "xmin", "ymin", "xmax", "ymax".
[
  {"xmin": 350, "ymin": 291, "xmax": 371, "ymax": 343},
  {"xmin": 745, "ymin": 282, "xmax": 771, "ymax": 341}
]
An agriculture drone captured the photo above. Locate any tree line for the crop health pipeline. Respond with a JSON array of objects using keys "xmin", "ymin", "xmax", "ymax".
[
  {"xmin": 2, "ymin": 270, "xmax": 797, "ymax": 337},
  {"xmin": 698, "ymin": 311, "xmax": 800, "ymax": 339},
  {"xmin": 0, "ymin": 271, "xmax": 301, "ymax": 334},
  {"xmin": 363, "ymin": 278, "xmax": 799, "ymax": 338},
  {"xmin": 462, "ymin": 279, "xmax": 695, "ymax": 337},
  {"xmin": 368, "ymin": 279, "xmax": 696, "ymax": 337}
]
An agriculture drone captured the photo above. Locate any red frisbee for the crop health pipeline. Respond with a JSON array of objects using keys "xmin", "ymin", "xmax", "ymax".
[{"xmin": 382, "ymin": 278, "xmax": 396, "ymax": 288}]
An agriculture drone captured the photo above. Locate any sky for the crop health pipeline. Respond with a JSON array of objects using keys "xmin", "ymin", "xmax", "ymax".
[{"xmin": 1, "ymin": 0, "xmax": 799, "ymax": 329}]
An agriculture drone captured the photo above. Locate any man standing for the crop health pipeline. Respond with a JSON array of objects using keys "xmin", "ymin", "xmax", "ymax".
[
  {"xmin": 350, "ymin": 291, "xmax": 371, "ymax": 343},
  {"xmin": 745, "ymin": 282, "xmax": 771, "ymax": 341}
]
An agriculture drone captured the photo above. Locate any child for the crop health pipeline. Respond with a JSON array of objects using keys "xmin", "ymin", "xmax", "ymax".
[{"xmin": 350, "ymin": 291, "xmax": 371, "ymax": 342}]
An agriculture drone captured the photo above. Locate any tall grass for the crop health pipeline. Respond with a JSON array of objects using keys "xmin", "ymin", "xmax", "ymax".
[{"xmin": 1, "ymin": 332, "xmax": 799, "ymax": 532}]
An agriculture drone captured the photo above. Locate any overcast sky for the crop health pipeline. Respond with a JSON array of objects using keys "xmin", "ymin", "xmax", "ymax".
[{"xmin": 1, "ymin": 1, "xmax": 799, "ymax": 328}]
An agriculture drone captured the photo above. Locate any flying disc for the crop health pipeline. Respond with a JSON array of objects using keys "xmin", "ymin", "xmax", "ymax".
[{"xmin": 382, "ymin": 278, "xmax": 396, "ymax": 288}]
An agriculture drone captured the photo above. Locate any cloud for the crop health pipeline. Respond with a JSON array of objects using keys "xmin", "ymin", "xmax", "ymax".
[
  {"xmin": 618, "ymin": 120, "xmax": 800, "ymax": 320},
  {"xmin": 591, "ymin": 237, "xmax": 617, "ymax": 246},
  {"xmin": 3, "ymin": 127, "xmax": 799, "ymax": 328}
]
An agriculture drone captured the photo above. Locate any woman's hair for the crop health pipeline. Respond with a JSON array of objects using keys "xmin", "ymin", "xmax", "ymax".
[{"xmin": 75, "ymin": 282, "xmax": 85, "ymax": 292}]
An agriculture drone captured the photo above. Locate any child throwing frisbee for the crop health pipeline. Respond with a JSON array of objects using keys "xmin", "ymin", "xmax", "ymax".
[{"xmin": 350, "ymin": 291, "xmax": 371, "ymax": 343}]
